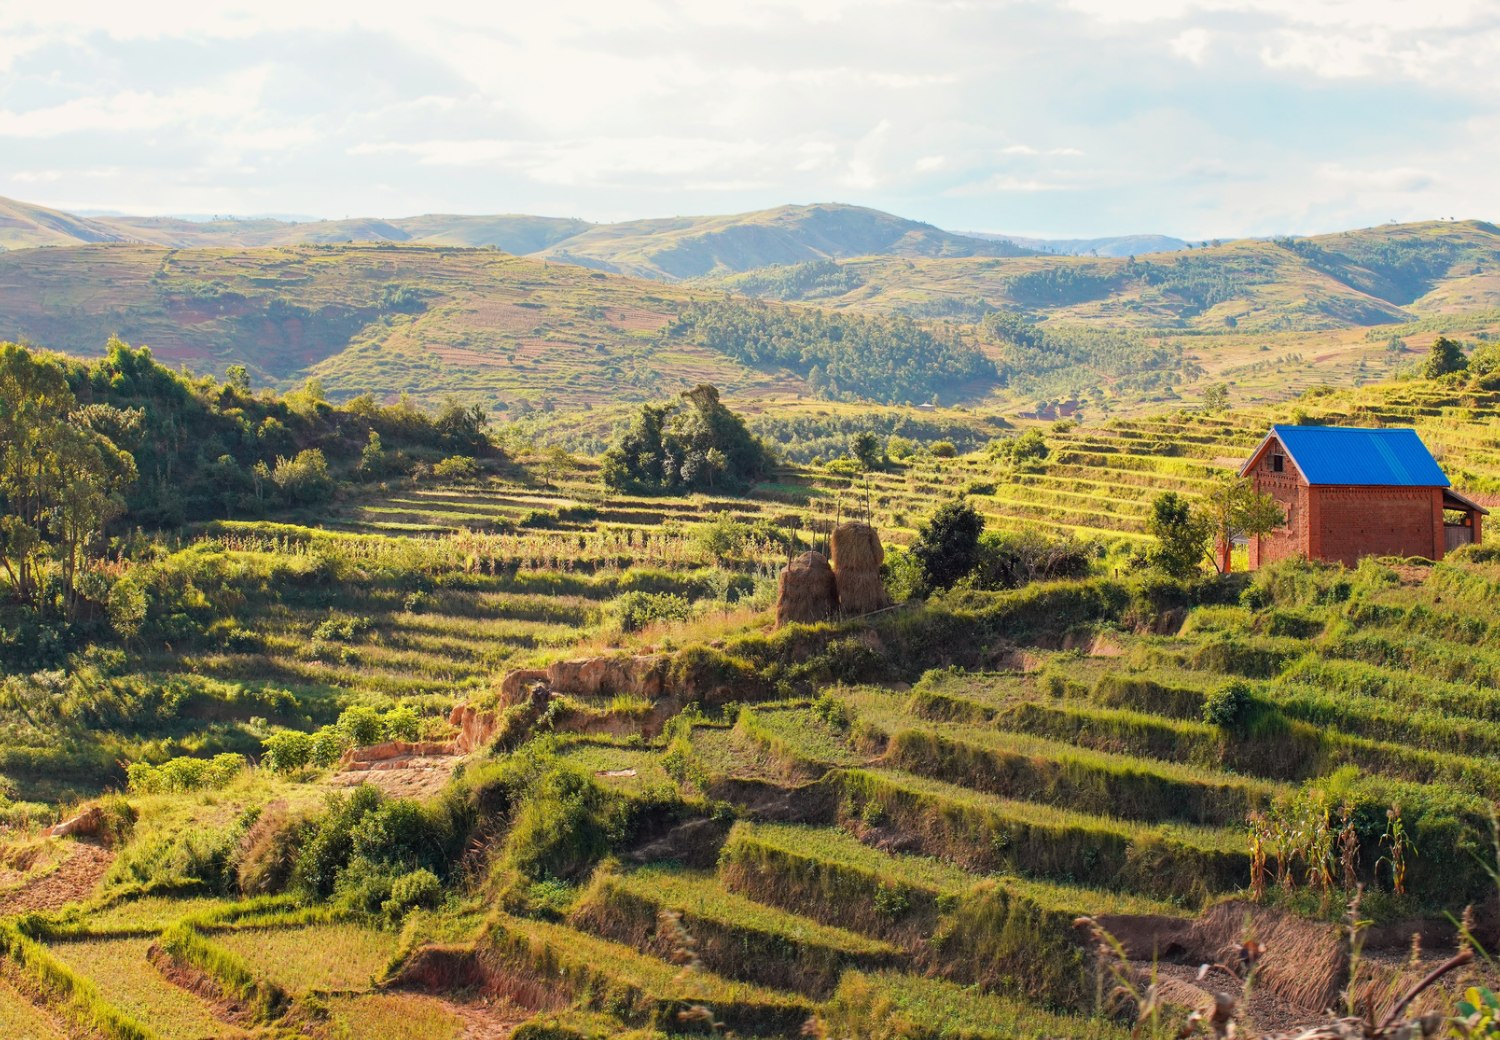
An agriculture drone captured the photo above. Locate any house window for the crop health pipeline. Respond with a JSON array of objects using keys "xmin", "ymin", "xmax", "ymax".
[{"xmin": 1271, "ymin": 454, "xmax": 1285, "ymax": 473}]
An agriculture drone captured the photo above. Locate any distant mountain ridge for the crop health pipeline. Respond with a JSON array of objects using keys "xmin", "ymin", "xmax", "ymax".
[
  {"xmin": 0, "ymin": 196, "xmax": 1029, "ymax": 278},
  {"xmin": 964, "ymin": 232, "xmax": 1190, "ymax": 257}
]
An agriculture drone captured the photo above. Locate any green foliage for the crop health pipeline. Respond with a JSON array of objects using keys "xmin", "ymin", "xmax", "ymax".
[
  {"xmin": 262, "ymin": 731, "xmax": 313, "ymax": 773},
  {"xmin": 1201, "ymin": 679, "xmax": 1254, "ymax": 730},
  {"xmin": 433, "ymin": 454, "xmax": 480, "ymax": 481},
  {"xmin": 381, "ymin": 868, "xmax": 442, "ymax": 924},
  {"xmin": 665, "ymin": 299, "xmax": 998, "ymax": 404},
  {"xmin": 0, "ymin": 342, "xmax": 136, "ymax": 621},
  {"xmin": 125, "ymin": 753, "xmax": 244, "ymax": 794},
  {"xmin": 1200, "ymin": 475, "xmax": 1284, "ymax": 573},
  {"xmin": 1454, "ymin": 987, "xmax": 1500, "ymax": 1037},
  {"xmin": 601, "ymin": 384, "xmax": 770, "ymax": 494},
  {"xmin": 980, "ymin": 311, "xmax": 1182, "ymax": 398},
  {"xmin": 988, "ymin": 429, "xmax": 1049, "ymax": 468},
  {"xmin": 270, "ymin": 448, "xmax": 334, "ymax": 506},
  {"xmin": 338, "ymin": 705, "xmax": 386, "ymax": 747},
  {"xmin": 613, "ymin": 591, "xmax": 692, "ymax": 633},
  {"xmin": 912, "ymin": 499, "xmax": 985, "ymax": 593},
  {"xmin": 1148, "ymin": 491, "xmax": 1213, "ymax": 578},
  {"xmin": 1422, "ymin": 335, "xmax": 1468, "ymax": 379},
  {"xmin": 965, "ymin": 529, "xmax": 1095, "ymax": 591}
]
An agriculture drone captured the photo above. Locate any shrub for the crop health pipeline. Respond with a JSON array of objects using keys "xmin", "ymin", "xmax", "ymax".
[
  {"xmin": 382, "ymin": 868, "xmax": 442, "ymax": 923},
  {"xmin": 382, "ymin": 705, "xmax": 421, "ymax": 742},
  {"xmin": 271, "ymin": 449, "xmax": 334, "ymax": 505},
  {"xmin": 911, "ymin": 499, "xmax": 985, "ymax": 592},
  {"xmin": 310, "ymin": 728, "xmax": 349, "ymax": 767},
  {"xmin": 433, "ymin": 455, "xmax": 479, "ymax": 481},
  {"xmin": 338, "ymin": 705, "xmax": 386, "ymax": 747},
  {"xmin": 126, "ymin": 753, "xmax": 245, "ymax": 794},
  {"xmin": 262, "ymin": 731, "xmax": 313, "ymax": 773},
  {"xmin": 1202, "ymin": 678, "xmax": 1254, "ymax": 730},
  {"xmin": 613, "ymin": 591, "xmax": 692, "ymax": 633}
]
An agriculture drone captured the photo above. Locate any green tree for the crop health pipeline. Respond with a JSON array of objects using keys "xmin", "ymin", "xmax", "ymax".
[
  {"xmin": 911, "ymin": 498, "xmax": 985, "ymax": 593},
  {"xmin": 1422, "ymin": 336, "xmax": 1467, "ymax": 379},
  {"xmin": 0, "ymin": 344, "xmax": 136, "ymax": 615},
  {"xmin": 601, "ymin": 385, "xmax": 769, "ymax": 494},
  {"xmin": 1147, "ymin": 491, "xmax": 1213, "ymax": 578},
  {"xmin": 224, "ymin": 364, "xmax": 251, "ymax": 393},
  {"xmin": 1200, "ymin": 475, "xmax": 1284, "ymax": 573},
  {"xmin": 1202, "ymin": 383, "xmax": 1230, "ymax": 412},
  {"xmin": 851, "ymin": 431, "xmax": 883, "ymax": 471}
]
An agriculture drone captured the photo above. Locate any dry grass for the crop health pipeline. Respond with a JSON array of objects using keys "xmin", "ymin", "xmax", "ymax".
[
  {"xmin": 211, "ymin": 923, "xmax": 394, "ymax": 995},
  {"xmin": 47, "ymin": 936, "xmax": 247, "ymax": 1040}
]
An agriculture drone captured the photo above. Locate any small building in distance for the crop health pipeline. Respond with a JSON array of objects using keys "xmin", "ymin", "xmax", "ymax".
[{"xmin": 1239, "ymin": 424, "xmax": 1487, "ymax": 568}]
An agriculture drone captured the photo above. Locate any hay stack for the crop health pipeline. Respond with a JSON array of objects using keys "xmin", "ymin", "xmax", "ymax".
[
  {"xmin": 776, "ymin": 551, "xmax": 837, "ymax": 627},
  {"xmin": 830, "ymin": 522, "xmax": 890, "ymax": 616}
]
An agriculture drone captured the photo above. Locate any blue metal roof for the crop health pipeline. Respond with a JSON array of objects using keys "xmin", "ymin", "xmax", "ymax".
[{"xmin": 1259, "ymin": 425, "xmax": 1450, "ymax": 487}]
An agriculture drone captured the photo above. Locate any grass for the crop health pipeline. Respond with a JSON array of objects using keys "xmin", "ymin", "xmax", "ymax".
[
  {"xmin": 211, "ymin": 923, "xmax": 395, "ymax": 995},
  {"xmin": 319, "ymin": 993, "xmax": 471, "ymax": 1040},
  {"xmin": 570, "ymin": 864, "xmax": 900, "ymax": 996},
  {"xmin": 825, "ymin": 970, "xmax": 1129, "ymax": 1040},
  {"xmin": 486, "ymin": 912, "xmax": 813, "ymax": 1035},
  {"xmin": 593, "ymin": 864, "xmax": 898, "ymax": 956},
  {"xmin": 46, "ymin": 936, "xmax": 244, "ymax": 1040},
  {"xmin": 0, "ymin": 972, "xmax": 69, "ymax": 1038}
]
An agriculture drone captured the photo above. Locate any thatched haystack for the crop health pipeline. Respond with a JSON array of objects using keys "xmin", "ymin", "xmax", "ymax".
[
  {"xmin": 830, "ymin": 522, "xmax": 890, "ymax": 616},
  {"xmin": 776, "ymin": 551, "xmax": 837, "ymax": 627}
]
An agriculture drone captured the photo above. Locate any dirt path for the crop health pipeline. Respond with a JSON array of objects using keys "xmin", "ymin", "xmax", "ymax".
[
  {"xmin": 451, "ymin": 998, "xmax": 530, "ymax": 1040},
  {"xmin": 1143, "ymin": 961, "xmax": 1324, "ymax": 1036},
  {"xmin": 0, "ymin": 839, "xmax": 113, "ymax": 916}
]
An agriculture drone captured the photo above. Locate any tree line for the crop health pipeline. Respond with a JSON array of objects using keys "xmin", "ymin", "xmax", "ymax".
[{"xmin": 663, "ymin": 298, "xmax": 999, "ymax": 404}]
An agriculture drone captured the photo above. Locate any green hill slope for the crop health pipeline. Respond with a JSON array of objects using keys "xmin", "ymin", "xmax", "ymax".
[
  {"xmin": 704, "ymin": 220, "xmax": 1500, "ymax": 331},
  {"xmin": 531, "ymin": 202, "xmax": 1033, "ymax": 279}
]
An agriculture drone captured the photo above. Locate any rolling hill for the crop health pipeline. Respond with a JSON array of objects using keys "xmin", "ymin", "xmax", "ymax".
[
  {"xmin": 527, "ymin": 202, "xmax": 1034, "ymax": 278},
  {"xmin": 706, "ymin": 220, "xmax": 1500, "ymax": 331},
  {"xmin": 962, "ymin": 231, "xmax": 1189, "ymax": 257},
  {"xmin": 0, "ymin": 196, "xmax": 1026, "ymax": 278},
  {"xmin": 2, "ymin": 202, "xmax": 1499, "ymax": 421}
]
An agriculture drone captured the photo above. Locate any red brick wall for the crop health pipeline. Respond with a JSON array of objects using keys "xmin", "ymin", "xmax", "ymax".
[
  {"xmin": 1314, "ymin": 486, "xmax": 1444, "ymax": 565},
  {"xmin": 1249, "ymin": 437, "xmax": 1309, "ymax": 568}
]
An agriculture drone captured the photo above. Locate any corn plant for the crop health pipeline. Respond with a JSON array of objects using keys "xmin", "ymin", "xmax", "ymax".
[{"xmin": 1378, "ymin": 804, "xmax": 1415, "ymax": 897}]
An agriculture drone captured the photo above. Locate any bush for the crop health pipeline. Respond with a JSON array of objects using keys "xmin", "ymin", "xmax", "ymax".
[
  {"xmin": 261, "ymin": 731, "xmax": 313, "ymax": 773},
  {"xmin": 382, "ymin": 868, "xmax": 442, "ymax": 923},
  {"xmin": 911, "ymin": 499, "xmax": 985, "ymax": 592},
  {"xmin": 126, "ymin": 753, "xmax": 244, "ymax": 794},
  {"xmin": 271, "ymin": 449, "xmax": 334, "ymax": 505},
  {"xmin": 382, "ymin": 705, "xmax": 421, "ymax": 742},
  {"xmin": 612, "ymin": 591, "xmax": 692, "ymax": 633},
  {"xmin": 1202, "ymin": 678, "xmax": 1254, "ymax": 730},
  {"xmin": 338, "ymin": 705, "xmax": 385, "ymax": 747},
  {"xmin": 433, "ymin": 455, "xmax": 479, "ymax": 481}
]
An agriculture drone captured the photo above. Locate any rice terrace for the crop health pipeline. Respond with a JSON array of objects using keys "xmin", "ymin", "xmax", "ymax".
[{"xmin": 9, "ymin": 5, "xmax": 1500, "ymax": 1039}]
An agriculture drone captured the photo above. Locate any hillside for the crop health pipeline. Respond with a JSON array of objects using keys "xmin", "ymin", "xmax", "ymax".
[
  {"xmin": 963, "ymin": 231, "xmax": 1190, "ymax": 257},
  {"xmin": 529, "ymin": 202, "xmax": 1034, "ymax": 279},
  {"xmin": 0, "ymin": 196, "xmax": 127, "ymax": 250},
  {"xmin": 705, "ymin": 220, "xmax": 1500, "ymax": 331},
  {"xmin": 4, "ymin": 215, "xmax": 1500, "ymax": 420},
  {"xmin": 0, "ymin": 196, "xmax": 1026, "ymax": 278},
  {"xmin": 4, "ymin": 365, "xmax": 1500, "ymax": 1035}
]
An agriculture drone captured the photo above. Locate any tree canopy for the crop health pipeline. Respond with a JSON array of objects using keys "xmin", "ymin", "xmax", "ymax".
[
  {"xmin": 601, "ymin": 384, "xmax": 771, "ymax": 494},
  {"xmin": 0, "ymin": 343, "xmax": 136, "ymax": 618}
]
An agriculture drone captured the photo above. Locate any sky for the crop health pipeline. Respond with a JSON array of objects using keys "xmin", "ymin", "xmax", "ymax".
[{"xmin": 2, "ymin": 1, "xmax": 1499, "ymax": 239}]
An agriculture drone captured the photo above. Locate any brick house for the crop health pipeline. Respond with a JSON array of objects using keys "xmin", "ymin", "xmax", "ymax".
[{"xmin": 1239, "ymin": 424, "xmax": 1487, "ymax": 568}]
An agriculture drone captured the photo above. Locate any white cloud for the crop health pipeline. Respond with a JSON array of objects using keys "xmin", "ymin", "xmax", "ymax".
[
  {"xmin": 1170, "ymin": 27, "xmax": 1213, "ymax": 64},
  {"xmin": 2, "ymin": 1, "xmax": 1499, "ymax": 235}
]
